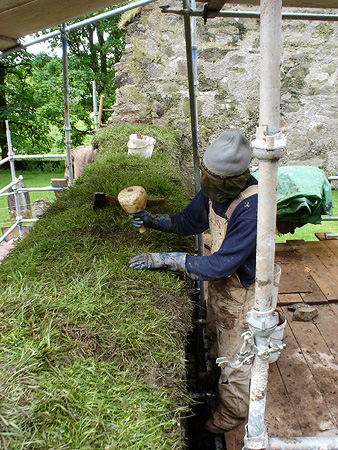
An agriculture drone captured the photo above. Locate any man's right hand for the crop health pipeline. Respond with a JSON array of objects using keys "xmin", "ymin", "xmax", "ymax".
[
  {"xmin": 129, "ymin": 211, "xmax": 151, "ymax": 229},
  {"xmin": 129, "ymin": 212, "xmax": 172, "ymax": 232}
]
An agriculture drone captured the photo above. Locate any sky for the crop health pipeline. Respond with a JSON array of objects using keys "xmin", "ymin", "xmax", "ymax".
[
  {"xmin": 23, "ymin": 28, "xmax": 102, "ymax": 57},
  {"xmin": 23, "ymin": 37, "xmax": 62, "ymax": 57}
]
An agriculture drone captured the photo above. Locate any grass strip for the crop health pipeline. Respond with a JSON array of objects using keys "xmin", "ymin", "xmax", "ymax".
[{"xmin": 0, "ymin": 124, "xmax": 194, "ymax": 449}]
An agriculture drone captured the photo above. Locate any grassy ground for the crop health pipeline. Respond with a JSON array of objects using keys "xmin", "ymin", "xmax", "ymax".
[{"xmin": 0, "ymin": 124, "xmax": 194, "ymax": 449}]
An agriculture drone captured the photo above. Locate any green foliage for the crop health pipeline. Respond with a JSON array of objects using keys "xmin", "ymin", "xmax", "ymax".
[
  {"xmin": 0, "ymin": 124, "xmax": 194, "ymax": 449},
  {"xmin": 0, "ymin": 8, "xmax": 126, "ymax": 159},
  {"xmin": 53, "ymin": 8, "xmax": 126, "ymax": 115},
  {"xmin": 0, "ymin": 53, "xmax": 56, "ymax": 156}
]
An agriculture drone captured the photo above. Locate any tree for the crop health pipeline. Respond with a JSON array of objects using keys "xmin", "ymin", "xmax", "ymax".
[
  {"xmin": 0, "ymin": 7, "xmax": 125, "ymax": 161},
  {"xmin": 51, "ymin": 9, "xmax": 125, "ymax": 132},
  {"xmin": 0, "ymin": 52, "xmax": 54, "ymax": 160},
  {"xmin": 0, "ymin": 61, "xmax": 7, "ymax": 159}
]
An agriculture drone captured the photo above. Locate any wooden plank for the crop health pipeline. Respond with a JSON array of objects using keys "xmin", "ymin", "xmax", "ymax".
[
  {"xmin": 322, "ymin": 240, "xmax": 338, "ymax": 252},
  {"xmin": 51, "ymin": 178, "xmax": 68, "ymax": 199},
  {"xmin": 305, "ymin": 241, "xmax": 338, "ymax": 283},
  {"xmin": 283, "ymin": 307, "xmax": 338, "ymax": 430},
  {"xmin": 275, "ymin": 244, "xmax": 312, "ymax": 294},
  {"xmin": 300, "ymin": 279, "xmax": 328, "ymax": 305},
  {"xmin": 289, "ymin": 241, "xmax": 338, "ymax": 302},
  {"xmin": 313, "ymin": 304, "xmax": 338, "ymax": 362},
  {"xmin": 266, "ymin": 361, "xmax": 303, "ymax": 438},
  {"xmin": 277, "ymin": 262, "xmax": 312, "ymax": 294},
  {"xmin": 329, "ymin": 303, "xmax": 338, "ymax": 319},
  {"xmin": 278, "ymin": 293, "xmax": 303, "ymax": 307},
  {"xmin": 276, "ymin": 242, "xmax": 326, "ymax": 304},
  {"xmin": 274, "ymin": 309, "xmax": 336, "ymax": 435}
]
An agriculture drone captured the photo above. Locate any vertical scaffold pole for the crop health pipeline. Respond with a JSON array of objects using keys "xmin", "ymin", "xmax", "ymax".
[
  {"xmin": 182, "ymin": 0, "xmax": 200, "ymax": 194},
  {"xmin": 92, "ymin": 81, "xmax": 99, "ymax": 132},
  {"xmin": 61, "ymin": 24, "xmax": 73, "ymax": 186},
  {"xmin": 244, "ymin": 0, "xmax": 286, "ymax": 448},
  {"xmin": 98, "ymin": 94, "xmax": 105, "ymax": 128},
  {"xmin": 182, "ymin": 0, "xmax": 205, "ymax": 303},
  {"xmin": 5, "ymin": 120, "xmax": 22, "ymax": 239}
]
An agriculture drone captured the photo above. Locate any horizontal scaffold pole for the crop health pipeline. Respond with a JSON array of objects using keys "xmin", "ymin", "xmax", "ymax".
[
  {"xmin": 269, "ymin": 436, "xmax": 338, "ymax": 450},
  {"xmin": 161, "ymin": 7, "xmax": 338, "ymax": 21}
]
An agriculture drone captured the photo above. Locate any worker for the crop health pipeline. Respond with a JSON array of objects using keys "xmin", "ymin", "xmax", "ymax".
[
  {"xmin": 128, "ymin": 131, "xmax": 258, "ymax": 435},
  {"xmin": 64, "ymin": 145, "xmax": 97, "ymax": 181}
]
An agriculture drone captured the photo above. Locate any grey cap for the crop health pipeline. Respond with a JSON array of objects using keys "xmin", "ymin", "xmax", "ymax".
[{"xmin": 201, "ymin": 131, "xmax": 251, "ymax": 178}]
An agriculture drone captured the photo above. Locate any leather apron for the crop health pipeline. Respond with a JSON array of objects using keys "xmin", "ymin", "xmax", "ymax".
[{"xmin": 207, "ymin": 185, "xmax": 257, "ymax": 431}]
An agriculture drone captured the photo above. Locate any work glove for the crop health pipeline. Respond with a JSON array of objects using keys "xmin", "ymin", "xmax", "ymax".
[
  {"xmin": 129, "ymin": 211, "xmax": 172, "ymax": 232},
  {"xmin": 128, "ymin": 252, "xmax": 187, "ymax": 272}
]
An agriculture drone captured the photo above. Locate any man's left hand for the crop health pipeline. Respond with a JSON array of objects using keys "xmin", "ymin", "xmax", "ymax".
[{"xmin": 128, "ymin": 252, "xmax": 187, "ymax": 272}]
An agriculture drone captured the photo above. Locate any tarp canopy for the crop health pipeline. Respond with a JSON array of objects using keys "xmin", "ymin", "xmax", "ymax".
[
  {"xmin": 1, "ymin": 0, "xmax": 337, "ymax": 53},
  {"xmin": 254, "ymin": 166, "xmax": 333, "ymax": 224},
  {"xmin": 0, "ymin": 0, "xmax": 121, "ymax": 52}
]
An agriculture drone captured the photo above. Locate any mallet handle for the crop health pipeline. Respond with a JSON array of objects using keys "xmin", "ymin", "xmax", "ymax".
[
  {"xmin": 105, "ymin": 195, "xmax": 165, "ymax": 206},
  {"xmin": 139, "ymin": 224, "xmax": 146, "ymax": 233}
]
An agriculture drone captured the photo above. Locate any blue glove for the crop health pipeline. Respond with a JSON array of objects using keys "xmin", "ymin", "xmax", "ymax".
[
  {"xmin": 128, "ymin": 252, "xmax": 187, "ymax": 272},
  {"xmin": 129, "ymin": 211, "xmax": 172, "ymax": 232}
]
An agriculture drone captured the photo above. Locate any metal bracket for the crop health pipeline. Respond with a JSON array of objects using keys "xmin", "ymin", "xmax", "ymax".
[
  {"xmin": 216, "ymin": 331, "xmax": 285, "ymax": 369},
  {"xmin": 244, "ymin": 424, "xmax": 269, "ymax": 450}
]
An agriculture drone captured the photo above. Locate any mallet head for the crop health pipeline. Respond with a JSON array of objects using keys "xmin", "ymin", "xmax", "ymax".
[
  {"xmin": 117, "ymin": 186, "xmax": 147, "ymax": 233},
  {"xmin": 93, "ymin": 192, "xmax": 106, "ymax": 210}
]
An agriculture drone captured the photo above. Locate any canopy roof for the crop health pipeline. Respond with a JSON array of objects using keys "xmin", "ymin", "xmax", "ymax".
[
  {"xmin": 0, "ymin": 0, "xmax": 121, "ymax": 52},
  {"xmin": 0, "ymin": 0, "xmax": 336, "ymax": 53}
]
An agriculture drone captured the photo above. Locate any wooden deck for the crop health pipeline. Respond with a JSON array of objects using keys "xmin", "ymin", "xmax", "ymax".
[
  {"xmin": 226, "ymin": 238, "xmax": 338, "ymax": 449},
  {"xmin": 266, "ymin": 239, "xmax": 338, "ymax": 439}
]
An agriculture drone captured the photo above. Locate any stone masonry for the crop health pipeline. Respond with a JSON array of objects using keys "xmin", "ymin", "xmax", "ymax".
[{"xmin": 109, "ymin": 0, "xmax": 338, "ymax": 178}]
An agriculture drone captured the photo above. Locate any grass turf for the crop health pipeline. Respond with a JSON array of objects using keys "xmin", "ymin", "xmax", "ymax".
[{"xmin": 0, "ymin": 124, "xmax": 194, "ymax": 449}]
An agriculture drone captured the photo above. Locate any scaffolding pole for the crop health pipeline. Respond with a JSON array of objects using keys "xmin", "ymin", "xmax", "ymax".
[
  {"xmin": 98, "ymin": 94, "xmax": 105, "ymax": 128},
  {"xmin": 10, "ymin": 154, "xmax": 66, "ymax": 160},
  {"xmin": 5, "ymin": 120, "xmax": 23, "ymax": 239},
  {"xmin": 92, "ymin": 81, "xmax": 99, "ymax": 131},
  {"xmin": 182, "ymin": 0, "xmax": 205, "ymax": 303},
  {"xmin": 161, "ymin": 6, "xmax": 338, "ymax": 22},
  {"xmin": 269, "ymin": 436, "xmax": 338, "ymax": 450},
  {"xmin": 0, "ymin": 222, "xmax": 19, "ymax": 243},
  {"xmin": 244, "ymin": 0, "xmax": 285, "ymax": 447},
  {"xmin": 0, "ymin": 123, "xmax": 67, "ymax": 243},
  {"xmin": 243, "ymin": 1, "xmax": 338, "ymax": 449},
  {"xmin": 61, "ymin": 24, "xmax": 73, "ymax": 186},
  {"xmin": 0, "ymin": 179, "xmax": 20, "ymax": 196}
]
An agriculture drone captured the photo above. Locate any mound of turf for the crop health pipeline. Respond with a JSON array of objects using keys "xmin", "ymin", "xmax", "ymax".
[{"xmin": 0, "ymin": 124, "xmax": 195, "ymax": 449}]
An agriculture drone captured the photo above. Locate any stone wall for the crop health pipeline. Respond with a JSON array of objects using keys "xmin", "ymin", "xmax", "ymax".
[{"xmin": 109, "ymin": 0, "xmax": 338, "ymax": 177}]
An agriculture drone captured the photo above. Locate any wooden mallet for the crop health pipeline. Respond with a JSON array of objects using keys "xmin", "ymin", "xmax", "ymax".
[{"xmin": 117, "ymin": 186, "xmax": 147, "ymax": 233}]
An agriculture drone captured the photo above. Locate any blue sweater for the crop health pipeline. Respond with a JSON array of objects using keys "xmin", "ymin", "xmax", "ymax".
[{"xmin": 170, "ymin": 175, "xmax": 258, "ymax": 287}]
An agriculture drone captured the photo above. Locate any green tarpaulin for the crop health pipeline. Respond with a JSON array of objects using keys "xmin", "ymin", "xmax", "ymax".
[{"xmin": 253, "ymin": 166, "xmax": 333, "ymax": 224}]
